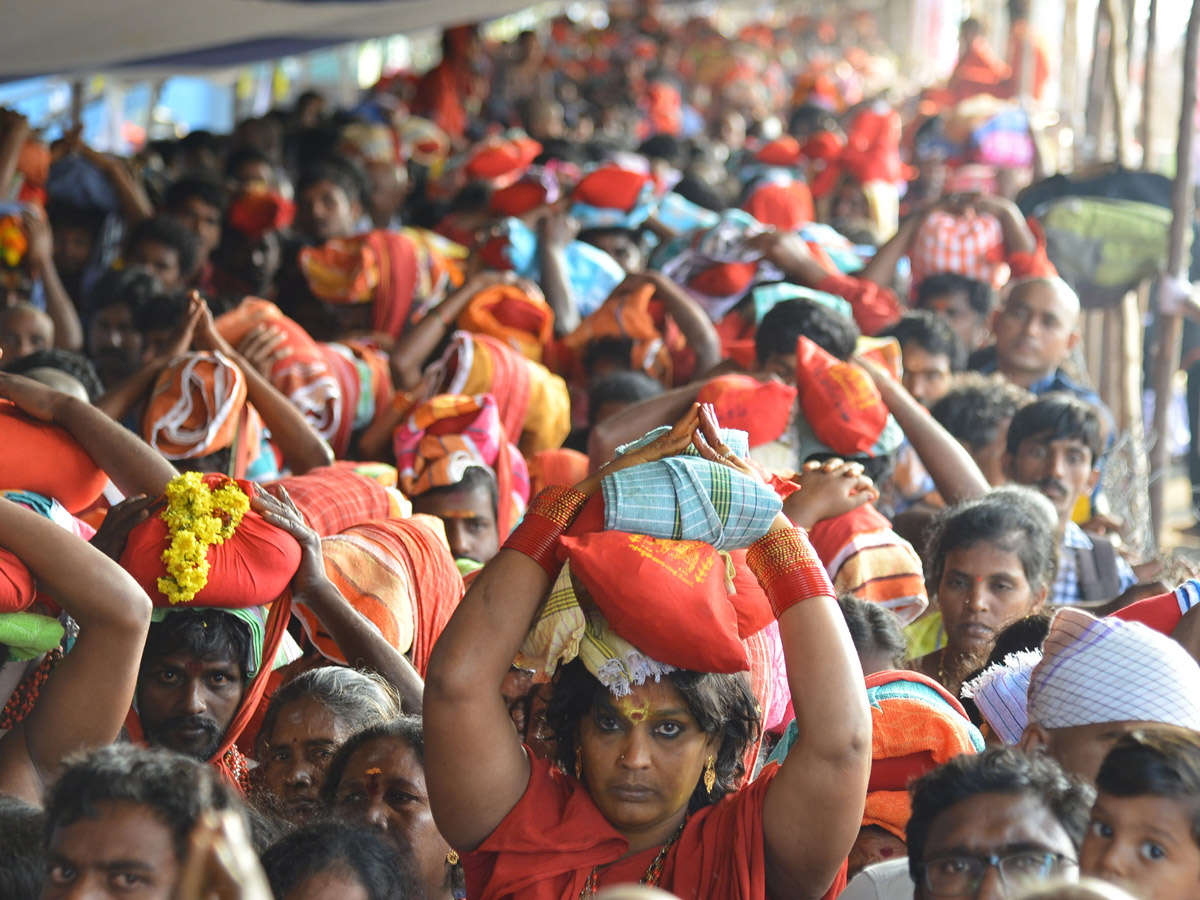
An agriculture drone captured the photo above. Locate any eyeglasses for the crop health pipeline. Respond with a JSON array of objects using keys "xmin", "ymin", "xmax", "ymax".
[{"xmin": 922, "ymin": 851, "xmax": 1078, "ymax": 896}]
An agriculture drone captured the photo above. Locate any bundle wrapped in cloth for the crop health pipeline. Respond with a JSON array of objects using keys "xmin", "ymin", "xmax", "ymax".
[
  {"xmin": 562, "ymin": 283, "xmax": 675, "ymax": 384},
  {"xmin": 0, "ymin": 399, "xmax": 108, "ymax": 514},
  {"xmin": 307, "ymin": 514, "xmax": 464, "ymax": 675},
  {"xmin": 265, "ymin": 463, "xmax": 407, "ymax": 538},
  {"xmin": 571, "ymin": 166, "xmax": 658, "ymax": 231},
  {"xmin": 455, "ymin": 283, "xmax": 555, "ymax": 363}
]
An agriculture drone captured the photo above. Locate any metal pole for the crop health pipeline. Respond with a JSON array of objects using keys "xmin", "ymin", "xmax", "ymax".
[{"xmin": 1149, "ymin": 0, "xmax": 1200, "ymax": 540}]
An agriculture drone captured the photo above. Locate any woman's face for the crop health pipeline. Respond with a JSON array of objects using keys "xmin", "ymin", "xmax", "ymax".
[
  {"xmin": 578, "ymin": 679, "xmax": 718, "ymax": 839},
  {"xmin": 333, "ymin": 736, "xmax": 451, "ymax": 900},
  {"xmin": 938, "ymin": 539, "xmax": 1044, "ymax": 660},
  {"xmin": 257, "ymin": 697, "xmax": 352, "ymax": 820}
]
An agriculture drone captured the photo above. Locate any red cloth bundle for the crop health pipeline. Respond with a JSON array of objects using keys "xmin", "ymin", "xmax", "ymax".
[{"xmin": 0, "ymin": 400, "xmax": 107, "ymax": 514}]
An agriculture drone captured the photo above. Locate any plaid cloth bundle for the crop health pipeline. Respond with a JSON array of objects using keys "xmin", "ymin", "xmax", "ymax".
[{"xmin": 909, "ymin": 210, "xmax": 1006, "ymax": 289}]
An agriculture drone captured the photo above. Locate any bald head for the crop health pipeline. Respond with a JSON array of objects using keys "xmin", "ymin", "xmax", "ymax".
[{"xmin": 992, "ymin": 277, "xmax": 1082, "ymax": 387}]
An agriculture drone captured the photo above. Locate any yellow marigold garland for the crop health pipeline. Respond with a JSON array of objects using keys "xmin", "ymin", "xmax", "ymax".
[{"xmin": 158, "ymin": 472, "xmax": 250, "ymax": 605}]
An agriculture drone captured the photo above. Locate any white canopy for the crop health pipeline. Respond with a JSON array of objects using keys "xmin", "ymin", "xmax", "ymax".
[{"xmin": 2, "ymin": 0, "xmax": 539, "ymax": 81}]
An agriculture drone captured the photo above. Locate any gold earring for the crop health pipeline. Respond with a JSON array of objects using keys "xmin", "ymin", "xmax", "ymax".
[
  {"xmin": 575, "ymin": 746, "xmax": 583, "ymax": 780},
  {"xmin": 446, "ymin": 849, "xmax": 459, "ymax": 866},
  {"xmin": 703, "ymin": 755, "xmax": 716, "ymax": 795}
]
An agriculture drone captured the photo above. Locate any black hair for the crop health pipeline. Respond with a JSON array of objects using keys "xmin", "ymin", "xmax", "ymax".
[
  {"xmin": 416, "ymin": 464, "xmax": 500, "ymax": 520},
  {"xmin": 674, "ymin": 173, "xmax": 734, "ymax": 212},
  {"xmin": 638, "ymin": 134, "xmax": 688, "ymax": 169},
  {"xmin": 930, "ymin": 373, "xmax": 1033, "ymax": 452},
  {"xmin": 577, "ymin": 226, "xmax": 647, "ymax": 254},
  {"xmin": 788, "ymin": 103, "xmax": 841, "ymax": 138},
  {"xmin": 447, "ymin": 181, "xmax": 493, "ymax": 215},
  {"xmin": 141, "ymin": 609, "xmax": 251, "ymax": 680},
  {"xmin": 45, "ymin": 201, "xmax": 107, "ymax": 237},
  {"xmin": 297, "ymin": 157, "xmax": 366, "ymax": 208},
  {"xmin": 542, "ymin": 659, "xmax": 761, "ymax": 814},
  {"xmin": 756, "ymin": 297, "xmax": 860, "ymax": 364},
  {"xmin": 959, "ymin": 614, "xmax": 1051, "ymax": 728},
  {"xmin": 261, "ymin": 821, "xmax": 425, "ymax": 900},
  {"xmin": 925, "ymin": 486, "xmax": 1059, "ymax": 597},
  {"xmin": 879, "ymin": 311, "xmax": 967, "ymax": 373},
  {"xmin": 535, "ymin": 138, "xmax": 585, "ymax": 166},
  {"xmin": 177, "ymin": 130, "xmax": 220, "ymax": 159},
  {"xmin": 837, "ymin": 594, "xmax": 907, "ymax": 669},
  {"xmin": 165, "ymin": 174, "xmax": 228, "ymax": 216},
  {"xmin": 1005, "ymin": 394, "xmax": 1104, "ymax": 468},
  {"xmin": 258, "ymin": 667, "xmax": 401, "ymax": 755},
  {"xmin": 44, "ymin": 744, "xmax": 244, "ymax": 861},
  {"xmin": 0, "ymin": 795, "xmax": 45, "ymax": 900},
  {"xmin": 1095, "ymin": 729, "xmax": 1200, "ymax": 846},
  {"xmin": 914, "ymin": 272, "xmax": 997, "ymax": 320},
  {"xmin": 6, "ymin": 348, "xmax": 104, "ymax": 402},
  {"xmin": 588, "ymin": 370, "xmax": 664, "ymax": 425},
  {"xmin": 907, "ymin": 746, "xmax": 1094, "ymax": 882},
  {"xmin": 90, "ymin": 267, "xmax": 163, "ymax": 317},
  {"xmin": 126, "ymin": 216, "xmax": 199, "ymax": 278},
  {"xmin": 224, "ymin": 146, "xmax": 274, "ymax": 179}
]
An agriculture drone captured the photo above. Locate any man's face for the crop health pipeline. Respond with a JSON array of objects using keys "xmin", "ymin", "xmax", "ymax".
[
  {"xmin": 44, "ymin": 799, "xmax": 181, "ymax": 900},
  {"xmin": 296, "ymin": 179, "xmax": 358, "ymax": 244},
  {"xmin": 0, "ymin": 307, "xmax": 53, "ymax": 365},
  {"xmin": 138, "ymin": 650, "xmax": 244, "ymax": 762},
  {"xmin": 916, "ymin": 791, "xmax": 1079, "ymax": 900},
  {"xmin": 52, "ymin": 225, "xmax": 95, "ymax": 276},
  {"xmin": 87, "ymin": 303, "xmax": 144, "ymax": 385},
  {"xmin": 902, "ymin": 343, "xmax": 953, "ymax": 407},
  {"xmin": 923, "ymin": 290, "xmax": 987, "ymax": 351},
  {"xmin": 364, "ymin": 162, "xmax": 408, "ymax": 231},
  {"xmin": 172, "ymin": 197, "xmax": 222, "ymax": 262},
  {"xmin": 412, "ymin": 485, "xmax": 500, "ymax": 565},
  {"xmin": 127, "ymin": 241, "xmax": 183, "ymax": 290},
  {"xmin": 992, "ymin": 283, "xmax": 1079, "ymax": 382},
  {"xmin": 1006, "ymin": 431, "xmax": 1098, "ymax": 526}
]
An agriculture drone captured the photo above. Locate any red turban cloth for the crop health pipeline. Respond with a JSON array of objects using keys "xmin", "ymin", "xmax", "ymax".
[{"xmin": 0, "ymin": 399, "xmax": 107, "ymax": 514}]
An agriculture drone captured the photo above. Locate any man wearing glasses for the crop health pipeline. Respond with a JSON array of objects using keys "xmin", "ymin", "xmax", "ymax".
[{"xmin": 843, "ymin": 748, "xmax": 1094, "ymax": 900}]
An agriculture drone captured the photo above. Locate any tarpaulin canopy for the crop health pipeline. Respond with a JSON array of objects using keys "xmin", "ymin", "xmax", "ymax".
[{"xmin": 1, "ymin": 0, "xmax": 539, "ymax": 82}]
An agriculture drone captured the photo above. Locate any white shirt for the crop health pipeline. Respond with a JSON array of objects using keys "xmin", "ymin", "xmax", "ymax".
[{"xmin": 840, "ymin": 858, "xmax": 915, "ymax": 900}]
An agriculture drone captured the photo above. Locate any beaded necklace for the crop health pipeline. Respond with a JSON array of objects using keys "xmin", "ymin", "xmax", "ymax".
[
  {"xmin": 578, "ymin": 813, "xmax": 690, "ymax": 900},
  {"xmin": 0, "ymin": 648, "xmax": 63, "ymax": 730}
]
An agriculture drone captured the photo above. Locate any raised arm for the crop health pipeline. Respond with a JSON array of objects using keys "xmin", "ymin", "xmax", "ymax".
[
  {"xmin": 23, "ymin": 210, "xmax": 84, "ymax": 351},
  {"xmin": 0, "ymin": 371, "xmax": 177, "ymax": 498},
  {"xmin": 0, "ymin": 110, "xmax": 30, "ymax": 202},
  {"xmin": 587, "ymin": 382, "xmax": 701, "ymax": 469},
  {"xmin": 423, "ymin": 407, "xmax": 705, "ymax": 850},
  {"xmin": 0, "ymin": 496, "xmax": 152, "ymax": 801},
  {"xmin": 858, "ymin": 204, "xmax": 932, "ymax": 288},
  {"xmin": 251, "ymin": 486, "xmax": 424, "ymax": 714},
  {"xmin": 538, "ymin": 209, "xmax": 582, "ymax": 336},
  {"xmin": 193, "ymin": 297, "xmax": 334, "ymax": 476},
  {"xmin": 973, "ymin": 194, "xmax": 1037, "ymax": 258},
  {"xmin": 641, "ymin": 270, "xmax": 723, "ymax": 378},
  {"xmin": 757, "ymin": 509, "xmax": 871, "ymax": 899},
  {"xmin": 855, "ymin": 352, "xmax": 990, "ymax": 503}
]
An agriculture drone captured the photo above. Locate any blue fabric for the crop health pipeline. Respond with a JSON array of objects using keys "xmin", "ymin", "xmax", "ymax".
[
  {"xmin": 497, "ymin": 217, "xmax": 624, "ymax": 318},
  {"xmin": 655, "ymin": 192, "xmax": 721, "ymax": 234},
  {"xmin": 602, "ymin": 440, "xmax": 781, "ymax": 550},
  {"xmin": 571, "ymin": 180, "xmax": 658, "ymax": 231},
  {"xmin": 751, "ymin": 281, "xmax": 853, "ymax": 324}
]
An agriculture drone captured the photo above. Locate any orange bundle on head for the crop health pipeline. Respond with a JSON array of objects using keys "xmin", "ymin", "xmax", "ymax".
[
  {"xmin": 308, "ymin": 514, "xmax": 464, "ymax": 675},
  {"xmin": 266, "ymin": 465, "xmax": 398, "ymax": 537},
  {"xmin": 465, "ymin": 136, "xmax": 543, "ymax": 186},
  {"xmin": 227, "ymin": 188, "xmax": 295, "ymax": 243},
  {"xmin": 456, "ymin": 283, "xmax": 555, "ymax": 363},
  {"xmin": 562, "ymin": 283, "xmax": 672, "ymax": 383},
  {"xmin": 697, "ymin": 375, "xmax": 797, "ymax": 448},
  {"xmin": 794, "ymin": 336, "xmax": 901, "ymax": 460},
  {"xmin": 559, "ymin": 530, "xmax": 749, "ymax": 675},
  {"xmin": 742, "ymin": 177, "xmax": 814, "ymax": 232},
  {"xmin": 299, "ymin": 230, "xmax": 420, "ymax": 338},
  {"xmin": 0, "ymin": 400, "xmax": 107, "ymax": 514}
]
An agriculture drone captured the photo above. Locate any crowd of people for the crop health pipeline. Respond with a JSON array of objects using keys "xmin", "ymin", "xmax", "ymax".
[{"xmin": 2, "ymin": 4, "xmax": 1199, "ymax": 900}]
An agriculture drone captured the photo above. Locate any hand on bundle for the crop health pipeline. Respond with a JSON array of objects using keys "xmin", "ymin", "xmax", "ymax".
[
  {"xmin": 173, "ymin": 809, "xmax": 273, "ymax": 900},
  {"xmin": 89, "ymin": 494, "xmax": 161, "ymax": 561},
  {"xmin": 250, "ymin": 485, "xmax": 327, "ymax": 602},
  {"xmin": 145, "ymin": 291, "xmax": 205, "ymax": 365},
  {"xmin": 537, "ymin": 203, "xmax": 579, "ymax": 250},
  {"xmin": 782, "ymin": 458, "xmax": 879, "ymax": 531},
  {"xmin": 235, "ymin": 324, "xmax": 289, "ymax": 378}
]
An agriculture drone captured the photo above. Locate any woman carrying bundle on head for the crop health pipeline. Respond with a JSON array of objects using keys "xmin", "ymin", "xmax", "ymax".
[{"xmin": 424, "ymin": 403, "xmax": 872, "ymax": 900}]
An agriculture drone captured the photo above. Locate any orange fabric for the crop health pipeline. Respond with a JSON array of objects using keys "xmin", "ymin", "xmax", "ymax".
[
  {"xmin": 559, "ymin": 531, "xmax": 749, "ymax": 674},
  {"xmin": 465, "ymin": 137, "xmax": 543, "ymax": 184},
  {"xmin": 491, "ymin": 181, "xmax": 550, "ymax": 217},
  {"xmin": 227, "ymin": 188, "xmax": 294, "ymax": 242},
  {"xmin": 0, "ymin": 400, "xmax": 107, "ymax": 515},
  {"xmin": 562, "ymin": 284, "xmax": 672, "ymax": 382},
  {"xmin": 527, "ymin": 449, "xmax": 589, "ymax": 495},
  {"xmin": 307, "ymin": 515, "xmax": 464, "ymax": 674},
  {"xmin": 815, "ymin": 271, "xmax": 901, "ymax": 336},
  {"xmin": 267, "ymin": 465, "xmax": 396, "ymax": 537},
  {"xmin": 457, "ymin": 284, "xmax": 555, "ymax": 362},
  {"xmin": 795, "ymin": 336, "xmax": 890, "ymax": 457},
  {"xmin": 742, "ymin": 180, "xmax": 814, "ymax": 231},
  {"xmin": 0, "ymin": 547, "xmax": 35, "ymax": 613},
  {"xmin": 119, "ymin": 475, "xmax": 302, "ymax": 609},
  {"xmin": 1005, "ymin": 22, "xmax": 1050, "ymax": 102},
  {"xmin": 697, "ymin": 376, "xmax": 797, "ymax": 448},
  {"xmin": 463, "ymin": 756, "xmax": 848, "ymax": 900},
  {"xmin": 1007, "ymin": 218, "xmax": 1058, "ymax": 280},
  {"xmin": 573, "ymin": 168, "xmax": 652, "ymax": 212},
  {"xmin": 299, "ymin": 230, "xmax": 419, "ymax": 338},
  {"xmin": 755, "ymin": 136, "xmax": 803, "ymax": 167},
  {"xmin": 414, "ymin": 60, "xmax": 468, "ymax": 138},
  {"xmin": 142, "ymin": 351, "xmax": 249, "ymax": 461},
  {"xmin": 947, "ymin": 37, "xmax": 1011, "ymax": 104}
]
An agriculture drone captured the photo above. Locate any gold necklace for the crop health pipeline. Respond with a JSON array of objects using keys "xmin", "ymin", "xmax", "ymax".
[{"xmin": 578, "ymin": 813, "xmax": 690, "ymax": 900}]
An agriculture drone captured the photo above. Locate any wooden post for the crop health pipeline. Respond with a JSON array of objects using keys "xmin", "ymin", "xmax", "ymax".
[
  {"xmin": 1149, "ymin": 0, "xmax": 1200, "ymax": 540},
  {"xmin": 1103, "ymin": 0, "xmax": 1131, "ymax": 166},
  {"xmin": 1085, "ymin": 1, "xmax": 1110, "ymax": 161},
  {"xmin": 1141, "ymin": 0, "xmax": 1158, "ymax": 168}
]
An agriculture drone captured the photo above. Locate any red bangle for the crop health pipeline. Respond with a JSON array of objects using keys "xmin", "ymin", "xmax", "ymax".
[
  {"xmin": 746, "ymin": 528, "xmax": 834, "ymax": 618},
  {"xmin": 503, "ymin": 486, "xmax": 588, "ymax": 576}
]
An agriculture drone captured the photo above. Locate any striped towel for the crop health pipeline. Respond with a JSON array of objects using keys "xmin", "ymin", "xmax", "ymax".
[{"xmin": 602, "ymin": 455, "xmax": 781, "ymax": 551}]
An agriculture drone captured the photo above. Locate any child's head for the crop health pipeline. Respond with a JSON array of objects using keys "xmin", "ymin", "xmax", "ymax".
[{"xmin": 1081, "ymin": 728, "xmax": 1200, "ymax": 900}]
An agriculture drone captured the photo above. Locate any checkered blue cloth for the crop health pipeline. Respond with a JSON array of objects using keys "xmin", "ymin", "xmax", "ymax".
[{"xmin": 602, "ymin": 444, "xmax": 781, "ymax": 550}]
